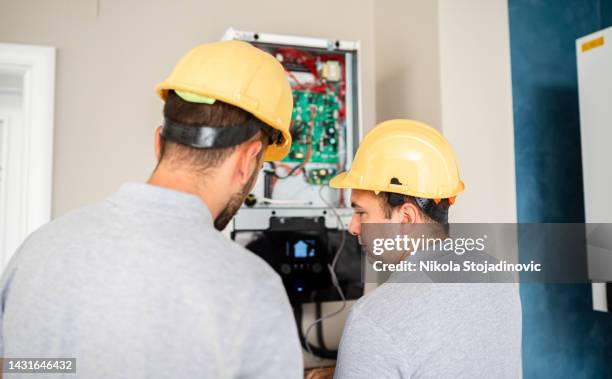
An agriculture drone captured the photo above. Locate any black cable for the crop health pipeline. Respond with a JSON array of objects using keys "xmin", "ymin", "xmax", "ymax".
[
  {"xmin": 274, "ymin": 162, "xmax": 305, "ymax": 179},
  {"xmin": 315, "ymin": 301, "xmax": 328, "ymax": 351},
  {"xmin": 293, "ymin": 305, "xmax": 338, "ymax": 360}
]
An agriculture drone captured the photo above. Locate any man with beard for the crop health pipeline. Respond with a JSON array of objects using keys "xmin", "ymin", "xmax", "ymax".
[
  {"xmin": 330, "ymin": 120, "xmax": 522, "ymax": 378},
  {"xmin": 0, "ymin": 41, "xmax": 302, "ymax": 378}
]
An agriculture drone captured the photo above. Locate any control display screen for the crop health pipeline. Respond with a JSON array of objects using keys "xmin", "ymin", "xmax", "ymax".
[{"xmin": 286, "ymin": 239, "xmax": 316, "ymax": 258}]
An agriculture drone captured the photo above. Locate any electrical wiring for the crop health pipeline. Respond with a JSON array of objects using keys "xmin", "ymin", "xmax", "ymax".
[
  {"xmin": 294, "ymin": 306, "xmax": 337, "ymax": 360},
  {"xmin": 273, "ymin": 162, "xmax": 305, "ymax": 180},
  {"xmin": 280, "ymin": 47, "xmax": 340, "ymax": 94},
  {"xmin": 287, "ymin": 70, "xmax": 306, "ymax": 89},
  {"xmin": 274, "ymin": 106, "xmax": 316, "ymax": 180},
  {"xmin": 302, "ymin": 185, "xmax": 348, "ymax": 359},
  {"xmin": 278, "ymin": 47, "xmax": 319, "ymax": 78}
]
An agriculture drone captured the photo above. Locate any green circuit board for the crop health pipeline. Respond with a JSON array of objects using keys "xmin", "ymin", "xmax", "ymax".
[
  {"xmin": 306, "ymin": 167, "xmax": 337, "ymax": 185},
  {"xmin": 283, "ymin": 90, "xmax": 341, "ymax": 164}
]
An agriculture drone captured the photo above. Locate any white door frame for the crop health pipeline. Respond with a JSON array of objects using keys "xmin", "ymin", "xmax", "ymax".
[{"xmin": 0, "ymin": 43, "xmax": 55, "ymax": 267}]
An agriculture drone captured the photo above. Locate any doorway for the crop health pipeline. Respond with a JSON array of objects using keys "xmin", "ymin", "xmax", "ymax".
[{"xmin": 0, "ymin": 43, "xmax": 55, "ymax": 270}]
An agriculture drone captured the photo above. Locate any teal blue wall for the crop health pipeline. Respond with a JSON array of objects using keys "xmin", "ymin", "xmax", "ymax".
[
  {"xmin": 602, "ymin": 0, "xmax": 612, "ymax": 27},
  {"xmin": 509, "ymin": 0, "xmax": 612, "ymax": 377}
]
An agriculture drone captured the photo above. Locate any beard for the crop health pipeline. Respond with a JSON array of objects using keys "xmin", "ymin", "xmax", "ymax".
[{"xmin": 214, "ymin": 162, "xmax": 260, "ymax": 231}]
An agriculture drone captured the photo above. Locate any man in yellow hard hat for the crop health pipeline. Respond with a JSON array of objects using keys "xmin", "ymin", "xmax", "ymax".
[
  {"xmin": 330, "ymin": 120, "xmax": 522, "ymax": 378},
  {"xmin": 0, "ymin": 41, "xmax": 302, "ymax": 378}
]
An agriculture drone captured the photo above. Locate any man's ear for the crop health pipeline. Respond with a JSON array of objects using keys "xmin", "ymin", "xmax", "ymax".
[
  {"xmin": 394, "ymin": 202, "xmax": 422, "ymax": 224},
  {"xmin": 154, "ymin": 126, "xmax": 162, "ymax": 161},
  {"xmin": 235, "ymin": 139, "xmax": 263, "ymax": 185}
]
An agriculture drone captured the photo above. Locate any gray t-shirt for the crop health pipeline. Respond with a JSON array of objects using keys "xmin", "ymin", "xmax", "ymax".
[
  {"xmin": 0, "ymin": 183, "xmax": 303, "ymax": 378},
  {"xmin": 335, "ymin": 273, "xmax": 522, "ymax": 378}
]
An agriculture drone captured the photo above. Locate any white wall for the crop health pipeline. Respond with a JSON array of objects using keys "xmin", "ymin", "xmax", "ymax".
[
  {"xmin": 438, "ymin": 0, "xmax": 517, "ymax": 223},
  {"xmin": 375, "ymin": 0, "xmax": 442, "ymax": 128}
]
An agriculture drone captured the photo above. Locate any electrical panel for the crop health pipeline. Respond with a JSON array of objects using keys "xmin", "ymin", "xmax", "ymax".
[
  {"xmin": 224, "ymin": 29, "xmax": 363, "ymax": 305},
  {"xmin": 576, "ymin": 26, "xmax": 612, "ymax": 312},
  {"xmin": 224, "ymin": 29, "xmax": 361, "ymax": 230}
]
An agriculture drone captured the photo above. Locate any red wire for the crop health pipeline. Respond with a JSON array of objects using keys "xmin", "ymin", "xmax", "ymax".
[{"xmin": 287, "ymin": 70, "xmax": 304, "ymax": 88}]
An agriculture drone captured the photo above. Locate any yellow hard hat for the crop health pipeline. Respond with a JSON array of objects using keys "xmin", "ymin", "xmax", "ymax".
[
  {"xmin": 330, "ymin": 119, "xmax": 464, "ymax": 201},
  {"xmin": 155, "ymin": 40, "xmax": 293, "ymax": 161}
]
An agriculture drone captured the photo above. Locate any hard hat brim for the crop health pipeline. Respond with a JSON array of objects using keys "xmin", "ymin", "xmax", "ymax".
[
  {"xmin": 329, "ymin": 171, "xmax": 353, "ymax": 189},
  {"xmin": 331, "ymin": 171, "xmax": 465, "ymax": 199},
  {"xmin": 263, "ymin": 139, "xmax": 291, "ymax": 161}
]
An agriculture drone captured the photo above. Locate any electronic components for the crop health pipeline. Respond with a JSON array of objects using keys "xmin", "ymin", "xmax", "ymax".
[
  {"xmin": 306, "ymin": 168, "xmax": 337, "ymax": 185},
  {"xmin": 322, "ymin": 60, "xmax": 341, "ymax": 81},
  {"xmin": 244, "ymin": 193, "xmax": 257, "ymax": 207},
  {"xmin": 224, "ymin": 28, "xmax": 360, "ymax": 218},
  {"xmin": 247, "ymin": 42, "xmax": 348, "ymax": 192},
  {"xmin": 287, "ymin": 91, "xmax": 341, "ymax": 164}
]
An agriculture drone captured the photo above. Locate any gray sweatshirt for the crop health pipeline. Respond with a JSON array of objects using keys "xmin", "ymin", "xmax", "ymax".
[
  {"xmin": 335, "ymin": 276, "xmax": 522, "ymax": 378},
  {"xmin": 0, "ymin": 183, "xmax": 303, "ymax": 378}
]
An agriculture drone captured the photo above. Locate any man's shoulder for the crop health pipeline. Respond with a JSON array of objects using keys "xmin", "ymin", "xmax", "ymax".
[
  {"xmin": 17, "ymin": 202, "xmax": 109, "ymax": 249},
  {"xmin": 18, "ymin": 201, "xmax": 281, "ymax": 288},
  {"xmin": 350, "ymin": 282, "xmax": 428, "ymax": 317},
  {"xmin": 351, "ymin": 282, "xmax": 520, "ymax": 328}
]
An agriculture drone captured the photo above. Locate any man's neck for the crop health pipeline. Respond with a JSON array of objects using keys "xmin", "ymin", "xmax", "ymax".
[{"xmin": 147, "ymin": 168, "xmax": 223, "ymax": 219}]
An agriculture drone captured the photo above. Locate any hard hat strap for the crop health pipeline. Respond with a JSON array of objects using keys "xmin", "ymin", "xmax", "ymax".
[
  {"xmin": 417, "ymin": 197, "xmax": 449, "ymax": 224},
  {"xmin": 388, "ymin": 178, "xmax": 449, "ymax": 223},
  {"xmin": 414, "ymin": 197, "xmax": 430, "ymax": 209},
  {"xmin": 161, "ymin": 117, "xmax": 262, "ymax": 149}
]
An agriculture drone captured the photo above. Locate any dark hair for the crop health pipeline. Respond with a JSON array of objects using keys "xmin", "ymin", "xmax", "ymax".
[
  {"xmin": 158, "ymin": 91, "xmax": 273, "ymax": 173},
  {"xmin": 377, "ymin": 192, "xmax": 450, "ymax": 224}
]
